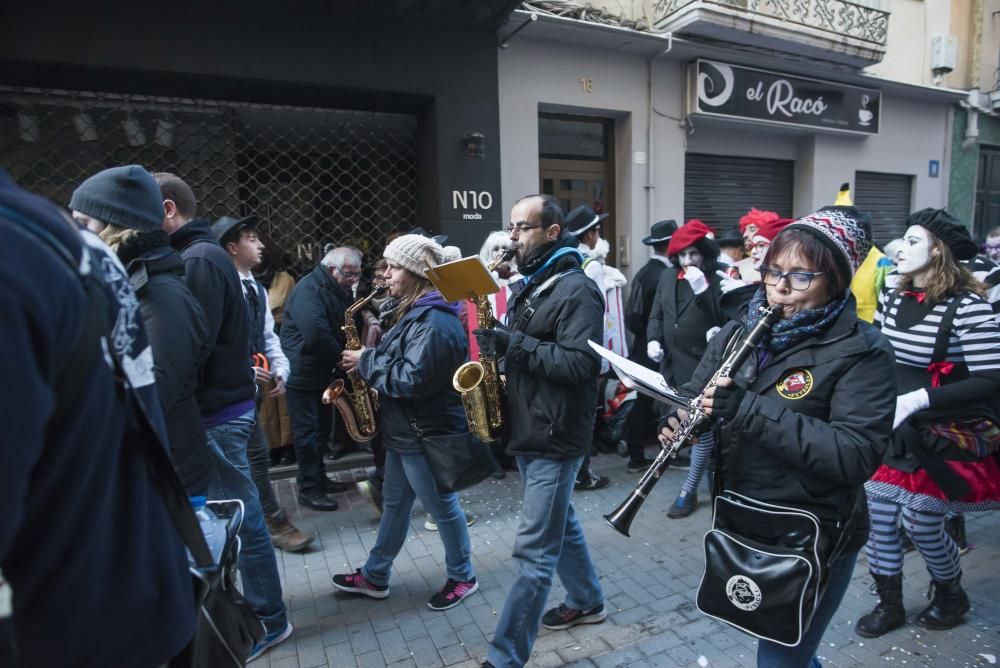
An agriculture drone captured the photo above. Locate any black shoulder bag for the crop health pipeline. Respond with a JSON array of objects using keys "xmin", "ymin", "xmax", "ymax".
[{"xmin": 696, "ymin": 393, "xmax": 855, "ymax": 646}]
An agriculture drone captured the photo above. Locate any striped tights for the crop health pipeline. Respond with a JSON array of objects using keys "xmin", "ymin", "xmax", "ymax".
[
  {"xmin": 865, "ymin": 497, "xmax": 961, "ymax": 582},
  {"xmin": 680, "ymin": 433, "xmax": 714, "ymax": 495}
]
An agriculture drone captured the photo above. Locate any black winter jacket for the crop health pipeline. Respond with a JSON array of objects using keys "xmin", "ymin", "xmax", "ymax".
[
  {"xmin": 170, "ymin": 220, "xmax": 255, "ymax": 416},
  {"xmin": 281, "ymin": 264, "xmax": 352, "ymax": 391},
  {"xmin": 357, "ymin": 293, "xmax": 468, "ymax": 454},
  {"xmin": 624, "ymin": 257, "xmax": 669, "ymax": 367},
  {"xmin": 681, "ymin": 297, "xmax": 896, "ymax": 551},
  {"xmin": 125, "ymin": 245, "xmax": 212, "ymax": 495},
  {"xmin": 503, "ymin": 252, "xmax": 605, "ymax": 459},
  {"xmin": 647, "ymin": 262, "xmax": 726, "ymax": 387}
]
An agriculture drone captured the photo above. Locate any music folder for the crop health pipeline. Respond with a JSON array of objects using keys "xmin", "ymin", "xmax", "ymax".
[
  {"xmin": 425, "ymin": 256, "xmax": 500, "ymax": 302},
  {"xmin": 587, "ymin": 341, "xmax": 690, "ymax": 411}
]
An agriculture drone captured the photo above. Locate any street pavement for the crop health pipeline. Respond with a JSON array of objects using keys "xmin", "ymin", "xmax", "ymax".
[{"xmin": 256, "ymin": 451, "xmax": 1000, "ymax": 668}]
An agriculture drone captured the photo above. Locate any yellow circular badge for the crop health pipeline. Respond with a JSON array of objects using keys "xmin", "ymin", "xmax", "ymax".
[{"xmin": 776, "ymin": 369, "xmax": 813, "ymax": 400}]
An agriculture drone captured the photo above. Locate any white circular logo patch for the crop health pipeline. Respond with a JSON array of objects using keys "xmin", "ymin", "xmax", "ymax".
[{"xmin": 725, "ymin": 575, "xmax": 763, "ymax": 611}]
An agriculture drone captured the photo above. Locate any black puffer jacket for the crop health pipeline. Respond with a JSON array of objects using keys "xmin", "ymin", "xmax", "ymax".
[
  {"xmin": 647, "ymin": 261, "xmax": 726, "ymax": 387},
  {"xmin": 357, "ymin": 292, "xmax": 468, "ymax": 454},
  {"xmin": 503, "ymin": 246, "xmax": 604, "ymax": 459},
  {"xmin": 170, "ymin": 220, "xmax": 254, "ymax": 416},
  {"xmin": 120, "ymin": 238, "xmax": 212, "ymax": 496},
  {"xmin": 280, "ymin": 264, "xmax": 352, "ymax": 392},
  {"xmin": 681, "ymin": 296, "xmax": 896, "ymax": 550}
]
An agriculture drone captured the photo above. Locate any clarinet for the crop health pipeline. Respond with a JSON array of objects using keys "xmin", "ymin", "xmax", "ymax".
[{"xmin": 604, "ymin": 304, "xmax": 782, "ymax": 537}]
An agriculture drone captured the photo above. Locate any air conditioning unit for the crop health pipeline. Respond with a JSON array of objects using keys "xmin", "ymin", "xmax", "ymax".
[
  {"xmin": 930, "ymin": 34, "xmax": 958, "ymax": 77},
  {"xmin": 989, "ymin": 89, "xmax": 1000, "ymax": 111}
]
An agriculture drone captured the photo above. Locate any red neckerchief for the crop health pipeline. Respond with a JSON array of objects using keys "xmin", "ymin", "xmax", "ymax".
[
  {"xmin": 901, "ymin": 290, "xmax": 926, "ymax": 304},
  {"xmin": 928, "ymin": 361, "xmax": 955, "ymax": 388}
]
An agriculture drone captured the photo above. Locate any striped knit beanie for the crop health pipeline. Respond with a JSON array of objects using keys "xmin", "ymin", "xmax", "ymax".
[{"xmin": 786, "ymin": 206, "xmax": 873, "ymax": 277}]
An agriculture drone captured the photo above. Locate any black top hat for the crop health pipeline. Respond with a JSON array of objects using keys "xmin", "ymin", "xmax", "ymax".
[
  {"xmin": 716, "ymin": 229, "xmax": 745, "ymax": 248},
  {"xmin": 566, "ymin": 204, "xmax": 609, "ymax": 236},
  {"xmin": 212, "ymin": 215, "xmax": 257, "ymax": 246},
  {"xmin": 641, "ymin": 219, "xmax": 677, "ymax": 246},
  {"xmin": 409, "ymin": 225, "xmax": 448, "ymax": 246}
]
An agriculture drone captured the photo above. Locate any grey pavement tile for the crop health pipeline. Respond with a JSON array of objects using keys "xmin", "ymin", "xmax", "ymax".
[
  {"xmin": 438, "ymin": 642, "xmax": 470, "ymax": 665},
  {"xmin": 592, "ymin": 646, "xmax": 646, "ymax": 668},
  {"xmin": 376, "ymin": 627, "xmax": 411, "ymax": 664},
  {"xmin": 355, "ymin": 648, "xmax": 387, "ymax": 667},
  {"xmin": 325, "ymin": 640, "xmax": 355, "ymax": 666},
  {"xmin": 268, "ymin": 655, "xmax": 301, "ymax": 668}
]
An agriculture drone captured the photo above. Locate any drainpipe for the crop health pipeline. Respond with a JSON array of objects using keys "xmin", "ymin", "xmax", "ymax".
[
  {"xmin": 646, "ymin": 34, "xmax": 673, "ymax": 241},
  {"xmin": 962, "ymin": 105, "xmax": 980, "ymax": 150}
]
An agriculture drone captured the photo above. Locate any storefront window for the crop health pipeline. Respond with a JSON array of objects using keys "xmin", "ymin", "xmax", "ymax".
[{"xmin": 539, "ymin": 115, "xmax": 608, "ymax": 160}]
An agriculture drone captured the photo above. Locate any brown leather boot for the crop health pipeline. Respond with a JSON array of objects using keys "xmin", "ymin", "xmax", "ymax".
[{"xmin": 266, "ymin": 512, "xmax": 314, "ymax": 553}]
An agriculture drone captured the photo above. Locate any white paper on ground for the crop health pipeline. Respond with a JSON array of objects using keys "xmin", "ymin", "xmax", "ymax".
[{"xmin": 586, "ymin": 340, "xmax": 690, "ymax": 410}]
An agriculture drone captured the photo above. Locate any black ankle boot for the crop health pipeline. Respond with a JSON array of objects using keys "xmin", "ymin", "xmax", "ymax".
[
  {"xmin": 914, "ymin": 575, "xmax": 970, "ymax": 630},
  {"xmin": 856, "ymin": 573, "xmax": 906, "ymax": 638}
]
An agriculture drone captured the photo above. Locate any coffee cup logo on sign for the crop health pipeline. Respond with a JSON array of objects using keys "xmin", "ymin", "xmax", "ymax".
[{"xmin": 859, "ymin": 95, "xmax": 873, "ymax": 126}]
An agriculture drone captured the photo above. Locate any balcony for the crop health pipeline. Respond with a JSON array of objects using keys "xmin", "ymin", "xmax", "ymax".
[{"xmin": 653, "ymin": 0, "xmax": 889, "ymax": 68}]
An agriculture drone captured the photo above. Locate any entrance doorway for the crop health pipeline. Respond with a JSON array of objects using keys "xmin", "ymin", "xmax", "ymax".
[
  {"xmin": 975, "ymin": 147, "xmax": 1000, "ymax": 238},
  {"xmin": 538, "ymin": 113, "xmax": 616, "ymax": 264}
]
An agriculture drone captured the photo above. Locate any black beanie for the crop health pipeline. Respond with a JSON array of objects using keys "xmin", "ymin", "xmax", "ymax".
[
  {"xmin": 69, "ymin": 165, "xmax": 164, "ymax": 232},
  {"xmin": 905, "ymin": 208, "xmax": 979, "ymax": 261}
]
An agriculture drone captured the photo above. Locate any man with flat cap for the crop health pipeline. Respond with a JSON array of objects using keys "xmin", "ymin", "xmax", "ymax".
[{"xmin": 620, "ymin": 219, "xmax": 677, "ymax": 472}]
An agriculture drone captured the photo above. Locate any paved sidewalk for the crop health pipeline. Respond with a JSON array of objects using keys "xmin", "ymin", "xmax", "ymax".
[{"xmin": 255, "ymin": 452, "xmax": 1000, "ymax": 668}]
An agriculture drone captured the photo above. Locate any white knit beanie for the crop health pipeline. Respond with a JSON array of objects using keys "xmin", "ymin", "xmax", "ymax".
[{"xmin": 383, "ymin": 233, "xmax": 461, "ymax": 277}]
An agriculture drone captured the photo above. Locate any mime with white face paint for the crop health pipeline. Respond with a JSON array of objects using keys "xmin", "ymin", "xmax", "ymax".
[
  {"xmin": 646, "ymin": 219, "xmax": 727, "ymax": 518},
  {"xmin": 860, "ymin": 208, "xmax": 1000, "ymax": 639}
]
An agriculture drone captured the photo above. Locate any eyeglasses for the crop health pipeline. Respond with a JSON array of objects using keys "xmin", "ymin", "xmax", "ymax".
[
  {"xmin": 759, "ymin": 264, "xmax": 823, "ymax": 291},
  {"xmin": 505, "ymin": 221, "xmax": 543, "ymax": 234},
  {"xmin": 334, "ymin": 267, "xmax": 362, "ymax": 279}
]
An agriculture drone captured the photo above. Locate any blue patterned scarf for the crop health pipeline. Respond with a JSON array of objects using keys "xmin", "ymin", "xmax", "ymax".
[{"xmin": 743, "ymin": 287, "xmax": 848, "ymax": 354}]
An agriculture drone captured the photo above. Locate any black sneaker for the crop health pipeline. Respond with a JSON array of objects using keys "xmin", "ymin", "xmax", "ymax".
[
  {"xmin": 427, "ymin": 578, "xmax": 479, "ymax": 611},
  {"xmin": 574, "ymin": 474, "xmax": 610, "ymax": 491},
  {"xmin": 627, "ymin": 457, "xmax": 654, "ymax": 473},
  {"xmin": 542, "ymin": 603, "xmax": 608, "ymax": 630},
  {"xmin": 671, "ymin": 452, "xmax": 691, "ymax": 470},
  {"xmin": 667, "ymin": 491, "xmax": 698, "ymax": 519},
  {"xmin": 332, "ymin": 568, "xmax": 389, "ymax": 599}
]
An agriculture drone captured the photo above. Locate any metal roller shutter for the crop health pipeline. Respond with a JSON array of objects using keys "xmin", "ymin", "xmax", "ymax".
[
  {"xmin": 854, "ymin": 171, "xmax": 912, "ymax": 246},
  {"xmin": 684, "ymin": 153, "xmax": 794, "ymax": 235}
]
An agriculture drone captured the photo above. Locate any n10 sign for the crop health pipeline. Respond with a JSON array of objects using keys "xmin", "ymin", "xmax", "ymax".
[{"xmin": 690, "ymin": 60, "xmax": 880, "ymax": 135}]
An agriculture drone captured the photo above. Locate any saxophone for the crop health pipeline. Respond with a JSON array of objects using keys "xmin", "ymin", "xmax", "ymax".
[
  {"xmin": 452, "ymin": 249, "xmax": 515, "ymax": 442},
  {"xmin": 327, "ymin": 284, "xmax": 388, "ymax": 443}
]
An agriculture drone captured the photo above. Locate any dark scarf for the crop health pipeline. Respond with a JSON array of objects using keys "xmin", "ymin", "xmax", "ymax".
[
  {"xmin": 517, "ymin": 230, "xmax": 581, "ymax": 279},
  {"xmin": 743, "ymin": 287, "xmax": 848, "ymax": 354}
]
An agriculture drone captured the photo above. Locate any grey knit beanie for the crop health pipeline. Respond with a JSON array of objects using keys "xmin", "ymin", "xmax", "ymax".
[
  {"xmin": 69, "ymin": 165, "xmax": 164, "ymax": 232},
  {"xmin": 383, "ymin": 233, "xmax": 461, "ymax": 277}
]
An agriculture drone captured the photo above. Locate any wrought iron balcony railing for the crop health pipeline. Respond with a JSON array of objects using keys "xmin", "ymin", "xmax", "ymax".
[{"xmin": 654, "ymin": 0, "xmax": 889, "ymax": 47}]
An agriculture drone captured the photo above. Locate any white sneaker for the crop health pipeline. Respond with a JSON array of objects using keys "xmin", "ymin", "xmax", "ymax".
[{"xmin": 424, "ymin": 513, "xmax": 476, "ymax": 531}]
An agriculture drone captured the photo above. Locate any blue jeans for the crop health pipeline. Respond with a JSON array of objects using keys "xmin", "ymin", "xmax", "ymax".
[
  {"xmin": 205, "ymin": 409, "xmax": 288, "ymax": 636},
  {"xmin": 487, "ymin": 455, "xmax": 604, "ymax": 668},
  {"xmin": 756, "ymin": 550, "xmax": 860, "ymax": 668},
  {"xmin": 285, "ymin": 387, "xmax": 331, "ymax": 494},
  {"xmin": 362, "ymin": 449, "xmax": 474, "ymax": 587}
]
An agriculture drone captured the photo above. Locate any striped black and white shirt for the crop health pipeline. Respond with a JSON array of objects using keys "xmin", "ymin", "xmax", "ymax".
[{"xmin": 876, "ymin": 289, "xmax": 1000, "ymax": 374}]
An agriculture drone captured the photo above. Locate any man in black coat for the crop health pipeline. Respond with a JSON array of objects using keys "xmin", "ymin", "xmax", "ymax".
[
  {"xmin": 280, "ymin": 246, "xmax": 361, "ymax": 510},
  {"xmin": 479, "ymin": 195, "xmax": 608, "ymax": 668},
  {"xmin": 620, "ymin": 219, "xmax": 677, "ymax": 472},
  {"xmin": 155, "ymin": 173, "xmax": 291, "ymax": 660}
]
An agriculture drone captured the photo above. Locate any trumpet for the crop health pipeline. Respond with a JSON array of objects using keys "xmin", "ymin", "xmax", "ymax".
[
  {"xmin": 604, "ymin": 304, "xmax": 781, "ymax": 537},
  {"xmin": 452, "ymin": 248, "xmax": 516, "ymax": 442}
]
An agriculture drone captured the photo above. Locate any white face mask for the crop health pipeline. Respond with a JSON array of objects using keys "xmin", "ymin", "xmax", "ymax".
[
  {"xmin": 678, "ymin": 247, "xmax": 704, "ymax": 269},
  {"xmin": 897, "ymin": 225, "xmax": 932, "ymax": 275},
  {"xmin": 750, "ymin": 235, "xmax": 770, "ymax": 270}
]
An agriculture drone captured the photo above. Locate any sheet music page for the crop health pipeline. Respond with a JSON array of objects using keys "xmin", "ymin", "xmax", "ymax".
[{"xmin": 586, "ymin": 341, "xmax": 690, "ymax": 409}]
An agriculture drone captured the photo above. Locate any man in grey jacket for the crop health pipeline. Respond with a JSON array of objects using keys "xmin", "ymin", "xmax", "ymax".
[{"xmin": 478, "ymin": 195, "xmax": 607, "ymax": 668}]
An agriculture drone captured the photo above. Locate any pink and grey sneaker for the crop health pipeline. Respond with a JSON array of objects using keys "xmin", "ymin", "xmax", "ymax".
[
  {"xmin": 331, "ymin": 568, "xmax": 389, "ymax": 599},
  {"xmin": 427, "ymin": 577, "xmax": 479, "ymax": 611},
  {"xmin": 541, "ymin": 602, "xmax": 607, "ymax": 630}
]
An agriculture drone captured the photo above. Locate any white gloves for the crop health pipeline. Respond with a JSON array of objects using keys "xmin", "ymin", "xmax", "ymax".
[
  {"xmin": 647, "ymin": 340, "xmax": 664, "ymax": 363},
  {"xmin": 716, "ymin": 269, "xmax": 746, "ymax": 294},
  {"xmin": 682, "ymin": 266, "xmax": 708, "ymax": 295},
  {"xmin": 705, "ymin": 326, "xmax": 721, "ymax": 342},
  {"xmin": 893, "ymin": 389, "xmax": 930, "ymax": 430}
]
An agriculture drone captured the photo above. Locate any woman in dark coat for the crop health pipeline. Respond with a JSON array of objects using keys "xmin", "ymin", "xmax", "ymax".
[
  {"xmin": 333, "ymin": 234, "xmax": 479, "ymax": 612},
  {"xmin": 859, "ymin": 209, "xmax": 1000, "ymax": 637},
  {"xmin": 660, "ymin": 207, "xmax": 896, "ymax": 667},
  {"xmin": 70, "ymin": 165, "xmax": 212, "ymax": 496}
]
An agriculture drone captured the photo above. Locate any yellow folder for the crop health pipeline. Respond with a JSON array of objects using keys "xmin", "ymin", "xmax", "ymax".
[{"xmin": 425, "ymin": 256, "xmax": 500, "ymax": 302}]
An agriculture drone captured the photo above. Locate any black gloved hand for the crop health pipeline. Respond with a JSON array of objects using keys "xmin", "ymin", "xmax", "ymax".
[
  {"xmin": 473, "ymin": 327, "xmax": 511, "ymax": 356},
  {"xmin": 711, "ymin": 383, "xmax": 747, "ymax": 424}
]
